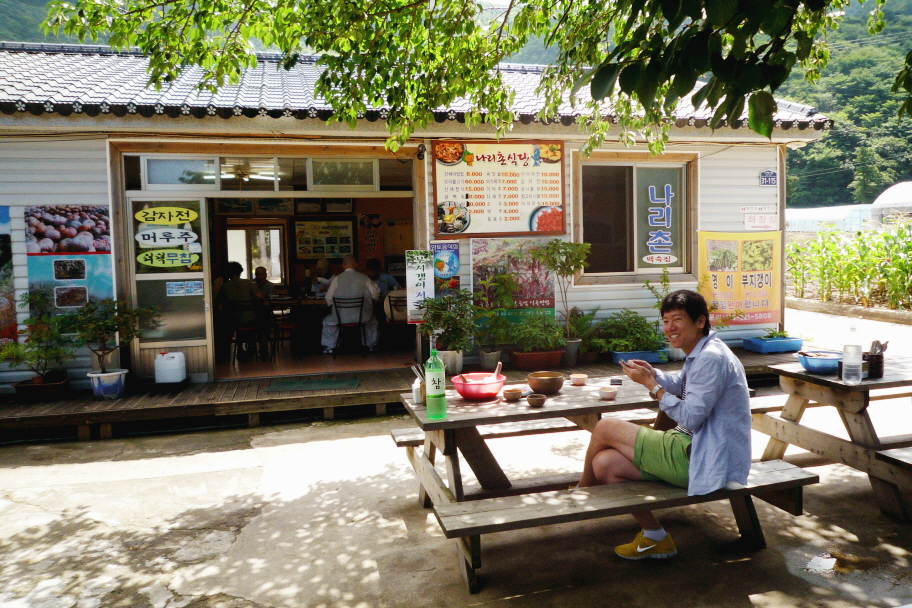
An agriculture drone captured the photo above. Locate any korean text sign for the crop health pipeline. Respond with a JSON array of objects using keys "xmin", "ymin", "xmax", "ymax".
[
  {"xmin": 636, "ymin": 167, "xmax": 683, "ymax": 267},
  {"xmin": 432, "ymin": 140, "xmax": 565, "ymax": 238},
  {"xmin": 697, "ymin": 231, "xmax": 782, "ymax": 325},
  {"xmin": 405, "ymin": 250, "xmax": 434, "ymax": 323}
]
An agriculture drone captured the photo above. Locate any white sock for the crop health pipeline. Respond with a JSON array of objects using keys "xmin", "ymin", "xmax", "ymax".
[{"xmin": 643, "ymin": 527, "xmax": 667, "ymax": 542}]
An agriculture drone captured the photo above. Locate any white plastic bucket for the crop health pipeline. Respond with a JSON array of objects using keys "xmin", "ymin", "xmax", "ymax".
[{"xmin": 154, "ymin": 352, "xmax": 186, "ymax": 383}]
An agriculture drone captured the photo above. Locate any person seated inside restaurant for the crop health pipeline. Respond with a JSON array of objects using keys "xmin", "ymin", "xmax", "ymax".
[
  {"xmin": 218, "ymin": 261, "xmax": 266, "ymax": 358},
  {"xmin": 311, "ymin": 257, "xmax": 335, "ymax": 295},
  {"xmin": 575, "ymin": 290, "xmax": 751, "ymax": 561},
  {"xmin": 364, "ymin": 258, "xmax": 401, "ymax": 300},
  {"xmin": 254, "ymin": 266, "xmax": 278, "ymax": 299},
  {"xmin": 320, "ymin": 254, "xmax": 380, "ymax": 354}
]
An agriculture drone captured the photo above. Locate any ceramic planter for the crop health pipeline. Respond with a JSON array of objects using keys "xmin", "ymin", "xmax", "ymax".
[
  {"xmin": 437, "ymin": 350, "xmax": 464, "ymax": 375},
  {"xmin": 509, "ymin": 350, "xmax": 564, "ymax": 371},
  {"xmin": 610, "ymin": 349, "xmax": 670, "ymax": 364},
  {"xmin": 87, "ymin": 369, "xmax": 128, "ymax": 400},
  {"xmin": 561, "ymin": 339, "xmax": 582, "ymax": 367},
  {"xmin": 478, "ymin": 350, "xmax": 502, "ymax": 371},
  {"xmin": 742, "ymin": 337, "xmax": 803, "ymax": 354}
]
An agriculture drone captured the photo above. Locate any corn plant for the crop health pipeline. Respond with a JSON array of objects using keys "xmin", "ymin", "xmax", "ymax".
[
  {"xmin": 805, "ymin": 228, "xmax": 841, "ymax": 302},
  {"xmin": 786, "ymin": 241, "xmax": 811, "ymax": 299}
]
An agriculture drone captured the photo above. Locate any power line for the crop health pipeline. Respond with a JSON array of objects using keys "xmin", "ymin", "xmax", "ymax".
[{"xmin": 790, "ymin": 148, "xmax": 912, "ymax": 179}]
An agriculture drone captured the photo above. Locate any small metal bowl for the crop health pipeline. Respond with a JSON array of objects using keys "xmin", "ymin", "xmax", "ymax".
[{"xmin": 526, "ymin": 393, "xmax": 547, "ymax": 408}]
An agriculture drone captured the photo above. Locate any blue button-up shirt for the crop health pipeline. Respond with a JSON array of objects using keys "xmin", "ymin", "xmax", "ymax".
[{"xmin": 654, "ymin": 330, "xmax": 751, "ymax": 496}]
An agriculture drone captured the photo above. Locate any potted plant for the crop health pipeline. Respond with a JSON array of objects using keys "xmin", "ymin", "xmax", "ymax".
[
  {"xmin": 63, "ymin": 299, "xmax": 158, "ymax": 399},
  {"xmin": 530, "ymin": 240, "xmax": 590, "ymax": 365},
  {"xmin": 597, "ymin": 309, "xmax": 669, "ymax": 364},
  {"xmin": 508, "ymin": 311, "xmax": 567, "ymax": 370},
  {"xmin": 0, "ymin": 291, "xmax": 74, "ymax": 400},
  {"xmin": 473, "ymin": 272, "xmax": 518, "ymax": 371},
  {"xmin": 416, "ymin": 289, "xmax": 474, "ymax": 374},
  {"xmin": 566, "ymin": 306, "xmax": 601, "ymax": 365},
  {"xmin": 743, "ymin": 328, "xmax": 804, "ymax": 353}
]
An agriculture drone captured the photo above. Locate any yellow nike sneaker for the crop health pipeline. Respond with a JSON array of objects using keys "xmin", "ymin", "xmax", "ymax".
[{"xmin": 614, "ymin": 530, "xmax": 677, "ymax": 560}]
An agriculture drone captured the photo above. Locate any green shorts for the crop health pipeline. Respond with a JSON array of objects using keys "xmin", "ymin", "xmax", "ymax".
[{"xmin": 633, "ymin": 427, "xmax": 692, "ymax": 489}]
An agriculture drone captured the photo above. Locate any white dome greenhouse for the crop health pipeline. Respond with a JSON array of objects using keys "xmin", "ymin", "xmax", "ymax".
[{"xmin": 872, "ymin": 181, "xmax": 912, "ymax": 223}]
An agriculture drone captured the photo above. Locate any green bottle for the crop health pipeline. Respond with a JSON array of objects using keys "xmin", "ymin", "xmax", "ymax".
[{"xmin": 425, "ymin": 348, "xmax": 447, "ymax": 420}]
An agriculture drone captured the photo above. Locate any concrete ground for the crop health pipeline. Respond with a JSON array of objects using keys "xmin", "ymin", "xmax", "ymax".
[{"xmin": 0, "ymin": 308, "xmax": 910, "ymax": 608}]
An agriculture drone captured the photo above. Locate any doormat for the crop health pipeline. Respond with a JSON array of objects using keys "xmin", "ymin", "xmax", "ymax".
[{"xmin": 265, "ymin": 377, "xmax": 362, "ymax": 391}]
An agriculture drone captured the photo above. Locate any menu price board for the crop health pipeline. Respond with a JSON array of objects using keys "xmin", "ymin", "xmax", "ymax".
[{"xmin": 432, "ymin": 140, "xmax": 565, "ymax": 238}]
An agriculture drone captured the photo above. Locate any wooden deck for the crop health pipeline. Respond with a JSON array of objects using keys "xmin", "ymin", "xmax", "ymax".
[{"xmin": 0, "ymin": 348, "xmax": 791, "ymax": 439}]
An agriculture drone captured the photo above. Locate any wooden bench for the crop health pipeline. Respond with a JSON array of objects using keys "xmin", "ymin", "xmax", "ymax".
[
  {"xmin": 876, "ymin": 447, "xmax": 912, "ymax": 471},
  {"xmin": 434, "ymin": 460, "xmax": 819, "ymax": 592}
]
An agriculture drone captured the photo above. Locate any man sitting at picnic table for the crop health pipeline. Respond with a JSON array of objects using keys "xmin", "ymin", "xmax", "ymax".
[{"xmin": 577, "ymin": 289, "xmax": 751, "ymax": 560}]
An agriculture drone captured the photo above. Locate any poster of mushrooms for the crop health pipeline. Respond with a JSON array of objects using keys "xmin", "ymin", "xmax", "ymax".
[{"xmin": 24, "ymin": 205, "xmax": 114, "ymax": 314}]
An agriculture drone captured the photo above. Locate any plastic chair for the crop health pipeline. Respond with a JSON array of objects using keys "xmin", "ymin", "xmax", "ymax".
[{"xmin": 332, "ymin": 296, "xmax": 369, "ymax": 358}]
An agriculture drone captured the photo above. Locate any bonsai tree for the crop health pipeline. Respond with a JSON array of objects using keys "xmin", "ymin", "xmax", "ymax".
[
  {"xmin": 596, "ymin": 309, "xmax": 667, "ymax": 354},
  {"xmin": 530, "ymin": 239, "xmax": 590, "ymax": 339},
  {"xmin": 510, "ymin": 311, "xmax": 566, "ymax": 353},
  {"xmin": 0, "ymin": 290, "xmax": 73, "ymax": 382},
  {"xmin": 63, "ymin": 299, "xmax": 159, "ymax": 373},
  {"xmin": 416, "ymin": 289, "xmax": 475, "ymax": 353},
  {"xmin": 566, "ymin": 306, "xmax": 600, "ymax": 354},
  {"xmin": 473, "ymin": 271, "xmax": 518, "ymax": 353}
]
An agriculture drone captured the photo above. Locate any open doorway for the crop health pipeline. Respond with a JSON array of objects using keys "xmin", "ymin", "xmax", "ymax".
[{"xmin": 211, "ymin": 194, "xmax": 417, "ymax": 381}]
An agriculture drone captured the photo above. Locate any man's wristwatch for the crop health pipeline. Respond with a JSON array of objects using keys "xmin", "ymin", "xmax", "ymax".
[{"xmin": 649, "ymin": 385, "xmax": 662, "ymax": 400}]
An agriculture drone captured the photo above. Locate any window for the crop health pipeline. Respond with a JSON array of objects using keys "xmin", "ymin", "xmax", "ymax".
[
  {"xmin": 226, "ymin": 221, "xmax": 286, "ymax": 284},
  {"xmin": 145, "ymin": 158, "xmax": 217, "ymax": 189},
  {"xmin": 219, "ymin": 157, "xmax": 279, "ymax": 191},
  {"xmin": 581, "ymin": 163, "xmax": 685, "ymax": 274},
  {"xmin": 308, "ymin": 159, "xmax": 377, "ymax": 191}
]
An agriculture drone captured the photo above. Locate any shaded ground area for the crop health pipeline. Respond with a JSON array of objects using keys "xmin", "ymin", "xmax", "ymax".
[{"xmin": 0, "ymin": 403, "xmax": 910, "ymax": 608}]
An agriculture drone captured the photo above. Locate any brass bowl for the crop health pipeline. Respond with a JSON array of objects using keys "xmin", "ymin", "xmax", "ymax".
[
  {"xmin": 526, "ymin": 371, "xmax": 565, "ymax": 395},
  {"xmin": 526, "ymin": 393, "xmax": 547, "ymax": 408}
]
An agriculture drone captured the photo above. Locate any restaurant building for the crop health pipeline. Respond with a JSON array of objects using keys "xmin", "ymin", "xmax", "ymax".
[{"xmin": 0, "ymin": 43, "xmax": 830, "ymax": 389}]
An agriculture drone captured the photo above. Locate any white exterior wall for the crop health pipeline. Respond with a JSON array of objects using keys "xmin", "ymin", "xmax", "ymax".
[
  {"xmin": 433, "ymin": 144, "xmax": 783, "ymax": 347},
  {"xmin": 0, "ymin": 137, "xmax": 109, "ymax": 389}
]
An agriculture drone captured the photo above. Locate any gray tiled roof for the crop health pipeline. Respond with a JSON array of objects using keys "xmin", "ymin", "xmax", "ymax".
[{"xmin": 0, "ymin": 42, "xmax": 832, "ymax": 130}]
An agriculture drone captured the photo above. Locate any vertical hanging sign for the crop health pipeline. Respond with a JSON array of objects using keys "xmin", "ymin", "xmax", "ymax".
[
  {"xmin": 405, "ymin": 250, "xmax": 434, "ymax": 323},
  {"xmin": 637, "ymin": 167, "xmax": 683, "ymax": 266}
]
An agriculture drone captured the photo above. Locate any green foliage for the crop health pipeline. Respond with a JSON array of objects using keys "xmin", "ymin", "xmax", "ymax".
[
  {"xmin": 787, "ymin": 221, "xmax": 912, "ymax": 309},
  {"xmin": 566, "ymin": 306, "xmax": 600, "ymax": 353},
  {"xmin": 763, "ymin": 328, "xmax": 793, "ymax": 338},
  {"xmin": 0, "ymin": 290, "xmax": 73, "ymax": 381},
  {"xmin": 529, "ymin": 240, "xmax": 589, "ymax": 339},
  {"xmin": 62, "ymin": 299, "xmax": 158, "ymax": 373},
  {"xmin": 473, "ymin": 272, "xmax": 517, "ymax": 352},
  {"xmin": 778, "ymin": 0, "xmax": 912, "ymax": 206},
  {"xmin": 416, "ymin": 290, "xmax": 475, "ymax": 353},
  {"xmin": 510, "ymin": 311, "xmax": 566, "ymax": 353},
  {"xmin": 39, "ymin": 0, "xmax": 909, "ymax": 153},
  {"xmin": 596, "ymin": 309, "xmax": 666, "ymax": 354}
]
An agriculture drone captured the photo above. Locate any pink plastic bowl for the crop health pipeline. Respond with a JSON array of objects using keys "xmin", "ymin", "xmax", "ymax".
[{"xmin": 451, "ymin": 373, "xmax": 507, "ymax": 400}]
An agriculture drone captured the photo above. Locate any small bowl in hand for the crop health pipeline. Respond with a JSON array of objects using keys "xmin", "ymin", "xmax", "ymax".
[
  {"xmin": 570, "ymin": 373, "xmax": 588, "ymax": 386},
  {"xmin": 526, "ymin": 393, "xmax": 547, "ymax": 408},
  {"xmin": 598, "ymin": 386, "xmax": 618, "ymax": 400},
  {"xmin": 502, "ymin": 388, "xmax": 523, "ymax": 402}
]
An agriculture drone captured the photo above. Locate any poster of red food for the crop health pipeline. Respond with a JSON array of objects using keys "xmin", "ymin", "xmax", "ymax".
[{"xmin": 432, "ymin": 140, "xmax": 565, "ymax": 238}]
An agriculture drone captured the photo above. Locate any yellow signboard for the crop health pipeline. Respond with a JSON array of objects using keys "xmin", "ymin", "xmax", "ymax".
[
  {"xmin": 137, "ymin": 250, "xmax": 200, "ymax": 268},
  {"xmin": 134, "ymin": 206, "xmax": 199, "ymax": 225},
  {"xmin": 697, "ymin": 231, "xmax": 781, "ymax": 325}
]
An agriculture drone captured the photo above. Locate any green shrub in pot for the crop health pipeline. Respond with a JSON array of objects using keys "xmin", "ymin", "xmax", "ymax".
[
  {"xmin": 511, "ymin": 311, "xmax": 566, "ymax": 352},
  {"xmin": 62, "ymin": 299, "xmax": 159, "ymax": 373},
  {"xmin": 416, "ymin": 289, "xmax": 475, "ymax": 354},
  {"xmin": 596, "ymin": 309, "xmax": 666, "ymax": 354},
  {"xmin": 0, "ymin": 290, "xmax": 73, "ymax": 383},
  {"xmin": 473, "ymin": 271, "xmax": 518, "ymax": 353}
]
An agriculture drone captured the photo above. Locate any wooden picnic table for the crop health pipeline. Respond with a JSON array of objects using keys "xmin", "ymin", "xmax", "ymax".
[
  {"xmin": 400, "ymin": 379, "xmax": 656, "ymax": 499},
  {"xmin": 397, "ymin": 377, "xmax": 816, "ymax": 592},
  {"xmin": 756, "ymin": 357, "xmax": 912, "ymax": 522}
]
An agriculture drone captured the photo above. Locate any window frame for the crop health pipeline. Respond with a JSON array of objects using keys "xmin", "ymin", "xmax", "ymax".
[
  {"xmin": 142, "ymin": 155, "xmax": 220, "ymax": 191},
  {"xmin": 573, "ymin": 151, "xmax": 698, "ymax": 285},
  {"xmin": 226, "ymin": 218, "xmax": 288, "ymax": 285}
]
